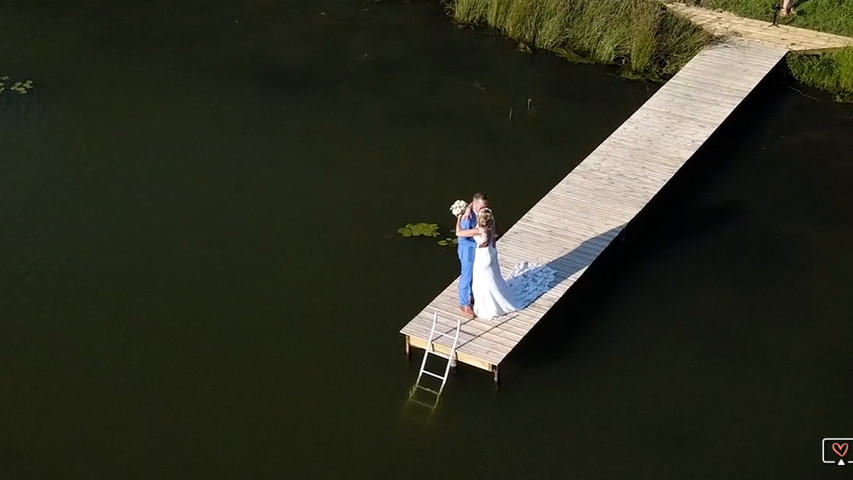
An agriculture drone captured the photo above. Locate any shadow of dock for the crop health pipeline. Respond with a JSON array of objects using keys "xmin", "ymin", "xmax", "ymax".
[{"xmin": 505, "ymin": 60, "xmax": 791, "ymax": 371}]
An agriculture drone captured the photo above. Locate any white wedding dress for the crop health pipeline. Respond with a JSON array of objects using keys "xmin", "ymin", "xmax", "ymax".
[{"xmin": 472, "ymin": 231, "xmax": 557, "ymax": 320}]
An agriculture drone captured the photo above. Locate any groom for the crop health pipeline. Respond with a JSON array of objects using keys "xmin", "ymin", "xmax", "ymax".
[{"xmin": 457, "ymin": 192, "xmax": 488, "ymax": 318}]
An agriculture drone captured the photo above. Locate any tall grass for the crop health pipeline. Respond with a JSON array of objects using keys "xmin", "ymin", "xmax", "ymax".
[
  {"xmin": 787, "ymin": 47, "xmax": 853, "ymax": 101},
  {"xmin": 449, "ymin": 0, "xmax": 711, "ymax": 79},
  {"xmin": 631, "ymin": 3, "xmax": 660, "ymax": 72}
]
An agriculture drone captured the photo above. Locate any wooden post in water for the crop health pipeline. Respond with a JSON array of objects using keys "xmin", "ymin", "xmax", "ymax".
[
  {"xmin": 404, "ymin": 335, "xmax": 411, "ymax": 361},
  {"xmin": 492, "ymin": 364, "xmax": 500, "ymax": 388}
]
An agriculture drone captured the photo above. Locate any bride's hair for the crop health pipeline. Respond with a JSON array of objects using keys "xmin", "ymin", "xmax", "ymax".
[{"xmin": 477, "ymin": 208, "xmax": 494, "ymax": 228}]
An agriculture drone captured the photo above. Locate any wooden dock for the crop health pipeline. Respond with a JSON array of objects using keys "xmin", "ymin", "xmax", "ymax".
[
  {"xmin": 400, "ymin": 7, "xmax": 853, "ymax": 382},
  {"xmin": 666, "ymin": 2, "xmax": 853, "ymax": 53},
  {"xmin": 401, "ymin": 38, "xmax": 788, "ymax": 383}
]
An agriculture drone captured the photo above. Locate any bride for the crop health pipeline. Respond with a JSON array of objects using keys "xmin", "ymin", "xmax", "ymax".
[{"xmin": 456, "ymin": 207, "xmax": 520, "ymax": 319}]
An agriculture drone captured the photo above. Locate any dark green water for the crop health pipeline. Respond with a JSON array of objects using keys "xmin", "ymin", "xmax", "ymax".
[{"xmin": 2, "ymin": 0, "xmax": 852, "ymax": 478}]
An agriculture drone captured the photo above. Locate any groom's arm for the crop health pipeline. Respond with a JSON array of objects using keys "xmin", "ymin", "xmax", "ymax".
[{"xmin": 456, "ymin": 216, "xmax": 479, "ymax": 238}]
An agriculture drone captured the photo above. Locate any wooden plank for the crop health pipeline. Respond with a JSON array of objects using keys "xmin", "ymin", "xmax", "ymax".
[
  {"xmin": 600, "ymin": 127, "xmax": 703, "ymax": 156},
  {"xmin": 407, "ymin": 336, "xmax": 495, "ymax": 372},
  {"xmin": 512, "ymin": 221, "xmax": 618, "ymax": 253},
  {"xmin": 521, "ymin": 209, "xmax": 626, "ymax": 239},
  {"xmin": 510, "ymin": 219, "xmax": 604, "ymax": 248},
  {"xmin": 575, "ymin": 158, "xmax": 678, "ymax": 184},
  {"xmin": 537, "ymin": 187, "xmax": 643, "ymax": 216},
  {"xmin": 555, "ymin": 171, "xmax": 663, "ymax": 200},
  {"xmin": 645, "ymin": 86, "xmax": 745, "ymax": 110},
  {"xmin": 512, "ymin": 215, "xmax": 621, "ymax": 245},
  {"xmin": 620, "ymin": 106, "xmax": 725, "ymax": 130},
  {"xmin": 583, "ymin": 143, "xmax": 685, "ymax": 172},
  {"xmin": 571, "ymin": 163, "xmax": 677, "ymax": 191},
  {"xmin": 526, "ymin": 203, "xmax": 629, "ymax": 234}
]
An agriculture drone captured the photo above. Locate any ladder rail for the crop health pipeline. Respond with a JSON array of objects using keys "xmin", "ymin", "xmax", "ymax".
[
  {"xmin": 414, "ymin": 311, "xmax": 439, "ymax": 386},
  {"xmin": 408, "ymin": 310, "xmax": 461, "ymax": 409},
  {"xmin": 437, "ymin": 316, "xmax": 462, "ymax": 396}
]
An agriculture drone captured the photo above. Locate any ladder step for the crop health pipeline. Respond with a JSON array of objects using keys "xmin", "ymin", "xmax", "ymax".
[
  {"xmin": 408, "ymin": 398, "xmax": 438, "ymax": 409},
  {"xmin": 432, "ymin": 332, "xmax": 456, "ymax": 340},
  {"xmin": 426, "ymin": 350, "xmax": 453, "ymax": 361},
  {"xmin": 413, "ymin": 385, "xmax": 440, "ymax": 396},
  {"xmin": 422, "ymin": 370, "xmax": 445, "ymax": 381}
]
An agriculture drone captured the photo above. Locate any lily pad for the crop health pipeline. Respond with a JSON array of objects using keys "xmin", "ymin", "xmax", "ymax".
[
  {"xmin": 397, "ymin": 222, "xmax": 440, "ymax": 238},
  {"xmin": 437, "ymin": 237, "xmax": 458, "ymax": 248},
  {"xmin": 0, "ymin": 73, "xmax": 35, "ymax": 96}
]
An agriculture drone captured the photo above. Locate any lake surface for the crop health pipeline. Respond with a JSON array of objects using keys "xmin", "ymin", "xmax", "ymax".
[{"xmin": 2, "ymin": 0, "xmax": 852, "ymax": 478}]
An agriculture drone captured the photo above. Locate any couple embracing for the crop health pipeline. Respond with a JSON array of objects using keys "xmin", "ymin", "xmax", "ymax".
[{"xmin": 455, "ymin": 193, "xmax": 520, "ymax": 320}]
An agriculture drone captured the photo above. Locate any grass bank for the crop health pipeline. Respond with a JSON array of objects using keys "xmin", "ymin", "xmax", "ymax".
[
  {"xmin": 692, "ymin": 0, "xmax": 853, "ymax": 99},
  {"xmin": 447, "ymin": 0, "xmax": 711, "ymax": 80},
  {"xmin": 787, "ymin": 48, "xmax": 853, "ymax": 101}
]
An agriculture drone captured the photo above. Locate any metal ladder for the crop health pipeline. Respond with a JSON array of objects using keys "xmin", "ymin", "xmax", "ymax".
[{"xmin": 407, "ymin": 310, "xmax": 461, "ymax": 410}]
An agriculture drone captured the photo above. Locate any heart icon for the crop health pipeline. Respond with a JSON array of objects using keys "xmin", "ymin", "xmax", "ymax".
[{"xmin": 833, "ymin": 443, "xmax": 848, "ymax": 458}]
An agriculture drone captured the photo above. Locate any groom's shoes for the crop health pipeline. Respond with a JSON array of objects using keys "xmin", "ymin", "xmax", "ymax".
[{"xmin": 460, "ymin": 305, "xmax": 475, "ymax": 318}]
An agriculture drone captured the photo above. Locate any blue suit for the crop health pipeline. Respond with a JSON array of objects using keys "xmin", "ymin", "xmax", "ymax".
[{"xmin": 457, "ymin": 212, "xmax": 477, "ymax": 306}]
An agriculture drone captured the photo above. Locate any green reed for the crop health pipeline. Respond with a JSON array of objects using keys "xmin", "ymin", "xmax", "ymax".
[
  {"xmin": 787, "ymin": 47, "xmax": 853, "ymax": 101},
  {"xmin": 448, "ymin": 0, "xmax": 711, "ymax": 79}
]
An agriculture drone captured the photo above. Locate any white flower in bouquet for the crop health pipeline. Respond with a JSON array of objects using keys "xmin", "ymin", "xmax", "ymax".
[{"xmin": 449, "ymin": 199, "xmax": 468, "ymax": 217}]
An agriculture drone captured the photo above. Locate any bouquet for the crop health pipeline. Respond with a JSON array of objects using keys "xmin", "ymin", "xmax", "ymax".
[{"xmin": 449, "ymin": 199, "xmax": 468, "ymax": 217}]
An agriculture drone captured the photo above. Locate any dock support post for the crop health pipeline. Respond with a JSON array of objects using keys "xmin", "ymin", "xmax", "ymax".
[
  {"xmin": 492, "ymin": 364, "xmax": 500, "ymax": 389},
  {"xmin": 404, "ymin": 335, "xmax": 411, "ymax": 361}
]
